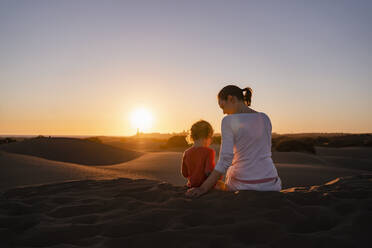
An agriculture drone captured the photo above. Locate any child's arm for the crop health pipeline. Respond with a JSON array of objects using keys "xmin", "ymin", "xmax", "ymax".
[{"xmin": 181, "ymin": 153, "xmax": 188, "ymax": 178}]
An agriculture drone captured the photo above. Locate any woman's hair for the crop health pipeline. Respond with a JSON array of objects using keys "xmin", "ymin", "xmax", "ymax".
[
  {"xmin": 187, "ymin": 120, "xmax": 214, "ymax": 143},
  {"xmin": 218, "ymin": 85, "xmax": 253, "ymax": 106}
]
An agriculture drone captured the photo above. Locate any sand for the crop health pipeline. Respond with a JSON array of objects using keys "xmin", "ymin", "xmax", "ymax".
[
  {"xmin": 314, "ymin": 146, "xmax": 372, "ymax": 171},
  {"xmin": 0, "ymin": 151, "xmax": 181, "ymax": 191},
  {"xmin": 0, "ymin": 137, "xmax": 143, "ymax": 165},
  {"xmin": 1, "ymin": 150, "xmax": 369, "ymax": 191},
  {"xmin": 0, "ymin": 174, "xmax": 371, "ymax": 248},
  {"xmin": 1, "ymin": 147, "xmax": 370, "ymax": 190},
  {"xmin": 272, "ymin": 151, "xmax": 327, "ymax": 165},
  {"xmin": 315, "ymin": 146, "xmax": 372, "ymax": 159},
  {"xmin": 1, "ymin": 142, "xmax": 371, "ymax": 247}
]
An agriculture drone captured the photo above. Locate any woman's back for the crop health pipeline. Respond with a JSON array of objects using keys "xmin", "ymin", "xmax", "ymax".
[{"xmin": 215, "ymin": 112, "xmax": 281, "ymax": 190}]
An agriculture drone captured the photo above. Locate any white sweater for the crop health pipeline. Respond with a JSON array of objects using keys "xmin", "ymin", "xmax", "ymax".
[{"xmin": 214, "ymin": 112, "xmax": 280, "ymax": 186}]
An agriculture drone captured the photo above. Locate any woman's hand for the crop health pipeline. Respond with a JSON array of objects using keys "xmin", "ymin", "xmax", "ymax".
[
  {"xmin": 185, "ymin": 169, "xmax": 223, "ymax": 198},
  {"xmin": 185, "ymin": 187, "xmax": 206, "ymax": 198}
]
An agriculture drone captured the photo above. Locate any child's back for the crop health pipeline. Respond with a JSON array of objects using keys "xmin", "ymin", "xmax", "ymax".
[{"xmin": 182, "ymin": 146, "xmax": 215, "ymax": 188}]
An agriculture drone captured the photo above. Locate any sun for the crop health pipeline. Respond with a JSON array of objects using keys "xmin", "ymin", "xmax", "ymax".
[{"xmin": 130, "ymin": 108, "xmax": 153, "ymax": 133}]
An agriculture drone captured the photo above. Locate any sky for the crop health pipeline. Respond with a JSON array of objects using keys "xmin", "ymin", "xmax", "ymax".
[{"xmin": 1, "ymin": 0, "xmax": 371, "ymax": 136}]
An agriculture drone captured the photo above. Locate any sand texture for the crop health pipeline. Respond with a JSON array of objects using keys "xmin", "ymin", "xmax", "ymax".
[{"xmin": 0, "ymin": 174, "xmax": 371, "ymax": 248}]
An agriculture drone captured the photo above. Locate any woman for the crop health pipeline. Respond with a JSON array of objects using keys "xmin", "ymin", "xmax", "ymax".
[{"xmin": 186, "ymin": 85, "xmax": 282, "ymax": 197}]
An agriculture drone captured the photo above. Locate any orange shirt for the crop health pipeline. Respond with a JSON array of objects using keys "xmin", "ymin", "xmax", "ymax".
[{"xmin": 181, "ymin": 146, "xmax": 216, "ymax": 187}]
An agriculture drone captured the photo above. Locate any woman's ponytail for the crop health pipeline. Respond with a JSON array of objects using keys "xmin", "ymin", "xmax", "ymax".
[{"xmin": 242, "ymin": 87, "xmax": 253, "ymax": 106}]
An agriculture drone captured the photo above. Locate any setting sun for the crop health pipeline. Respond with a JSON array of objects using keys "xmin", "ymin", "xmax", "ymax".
[{"xmin": 130, "ymin": 108, "xmax": 153, "ymax": 133}]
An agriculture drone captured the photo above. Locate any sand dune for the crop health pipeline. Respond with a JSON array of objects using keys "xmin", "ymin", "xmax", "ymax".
[
  {"xmin": 272, "ymin": 151, "xmax": 327, "ymax": 165},
  {"xmin": 101, "ymin": 152, "xmax": 368, "ymax": 189},
  {"xmin": 0, "ymin": 174, "xmax": 370, "ymax": 248},
  {"xmin": 314, "ymin": 146, "xmax": 372, "ymax": 171},
  {"xmin": 0, "ymin": 151, "xmax": 186, "ymax": 191},
  {"xmin": 317, "ymin": 156, "xmax": 372, "ymax": 171},
  {"xmin": 275, "ymin": 163, "xmax": 368, "ymax": 188},
  {"xmin": 0, "ymin": 137, "xmax": 142, "ymax": 165},
  {"xmin": 315, "ymin": 146, "xmax": 372, "ymax": 160},
  {"xmin": 100, "ymin": 152, "xmax": 187, "ymax": 186},
  {"xmin": 0, "ymin": 152, "xmax": 113, "ymax": 191},
  {"xmin": 272, "ymin": 148, "xmax": 372, "ymax": 172},
  {"xmin": 1, "ymin": 151, "xmax": 369, "ymax": 191},
  {"xmin": 0, "ymin": 152, "xmax": 152, "ymax": 191}
]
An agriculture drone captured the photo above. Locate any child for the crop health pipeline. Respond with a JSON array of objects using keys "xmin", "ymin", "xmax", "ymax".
[{"xmin": 181, "ymin": 120, "xmax": 217, "ymax": 188}]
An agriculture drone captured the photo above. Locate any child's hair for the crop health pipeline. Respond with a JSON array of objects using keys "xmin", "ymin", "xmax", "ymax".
[
  {"xmin": 218, "ymin": 85, "xmax": 253, "ymax": 106},
  {"xmin": 187, "ymin": 120, "xmax": 214, "ymax": 143}
]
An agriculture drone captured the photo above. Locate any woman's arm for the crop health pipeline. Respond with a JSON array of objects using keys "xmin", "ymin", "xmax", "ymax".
[
  {"xmin": 186, "ymin": 169, "xmax": 223, "ymax": 197},
  {"xmin": 213, "ymin": 117, "xmax": 234, "ymax": 174}
]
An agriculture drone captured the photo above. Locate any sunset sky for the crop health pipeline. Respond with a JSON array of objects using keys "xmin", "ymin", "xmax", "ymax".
[{"xmin": 1, "ymin": 0, "xmax": 371, "ymax": 136}]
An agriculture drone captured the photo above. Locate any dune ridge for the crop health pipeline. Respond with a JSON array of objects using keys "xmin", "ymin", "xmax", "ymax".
[{"xmin": 0, "ymin": 137, "xmax": 143, "ymax": 165}]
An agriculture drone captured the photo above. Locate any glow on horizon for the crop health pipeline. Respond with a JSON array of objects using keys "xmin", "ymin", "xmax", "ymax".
[{"xmin": 130, "ymin": 107, "xmax": 154, "ymax": 133}]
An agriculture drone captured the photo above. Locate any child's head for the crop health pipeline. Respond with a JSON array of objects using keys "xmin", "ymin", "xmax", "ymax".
[{"xmin": 188, "ymin": 120, "xmax": 214, "ymax": 146}]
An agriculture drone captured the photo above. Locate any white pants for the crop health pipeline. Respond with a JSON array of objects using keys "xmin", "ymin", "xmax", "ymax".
[{"xmin": 226, "ymin": 176, "xmax": 282, "ymax": 192}]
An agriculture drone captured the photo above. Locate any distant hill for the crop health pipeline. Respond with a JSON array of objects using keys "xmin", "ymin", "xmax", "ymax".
[{"xmin": 0, "ymin": 137, "xmax": 143, "ymax": 165}]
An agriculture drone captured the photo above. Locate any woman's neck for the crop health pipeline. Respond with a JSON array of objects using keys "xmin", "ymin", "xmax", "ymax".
[{"xmin": 235, "ymin": 103, "xmax": 256, "ymax": 114}]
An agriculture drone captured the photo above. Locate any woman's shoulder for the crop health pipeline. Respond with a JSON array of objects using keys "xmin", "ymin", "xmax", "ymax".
[
  {"xmin": 221, "ymin": 115, "xmax": 233, "ymax": 125},
  {"xmin": 221, "ymin": 112, "xmax": 271, "ymax": 132},
  {"xmin": 222, "ymin": 112, "xmax": 270, "ymax": 122},
  {"xmin": 257, "ymin": 111, "xmax": 269, "ymax": 119},
  {"xmin": 259, "ymin": 112, "xmax": 271, "ymax": 123}
]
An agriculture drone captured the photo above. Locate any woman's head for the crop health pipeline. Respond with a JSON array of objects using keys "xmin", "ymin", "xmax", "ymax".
[
  {"xmin": 217, "ymin": 85, "xmax": 252, "ymax": 114},
  {"xmin": 188, "ymin": 120, "xmax": 214, "ymax": 145}
]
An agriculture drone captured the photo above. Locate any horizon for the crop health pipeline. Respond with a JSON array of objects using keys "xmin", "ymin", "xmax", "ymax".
[
  {"xmin": 1, "ymin": 0, "xmax": 372, "ymax": 136},
  {"xmin": 1, "ymin": 131, "xmax": 371, "ymax": 139}
]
